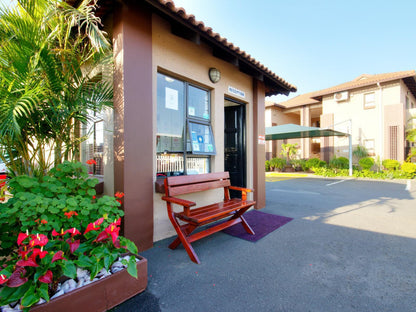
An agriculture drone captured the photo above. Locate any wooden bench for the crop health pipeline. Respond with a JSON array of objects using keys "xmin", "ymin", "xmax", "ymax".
[{"xmin": 162, "ymin": 172, "xmax": 255, "ymax": 264}]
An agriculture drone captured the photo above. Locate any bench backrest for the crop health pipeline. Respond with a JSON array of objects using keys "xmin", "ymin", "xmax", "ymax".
[{"xmin": 164, "ymin": 172, "xmax": 231, "ymax": 198}]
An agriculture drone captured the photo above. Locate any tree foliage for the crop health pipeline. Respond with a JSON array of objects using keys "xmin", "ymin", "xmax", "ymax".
[{"xmin": 0, "ymin": 0, "xmax": 113, "ymax": 177}]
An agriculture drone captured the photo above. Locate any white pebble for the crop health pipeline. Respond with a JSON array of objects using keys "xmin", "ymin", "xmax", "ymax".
[{"xmin": 61, "ymin": 279, "xmax": 77, "ymax": 293}]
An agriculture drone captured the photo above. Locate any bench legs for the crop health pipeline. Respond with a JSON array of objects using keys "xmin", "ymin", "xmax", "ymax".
[
  {"xmin": 167, "ymin": 211, "xmax": 201, "ymax": 264},
  {"xmin": 167, "ymin": 207, "xmax": 255, "ymax": 264}
]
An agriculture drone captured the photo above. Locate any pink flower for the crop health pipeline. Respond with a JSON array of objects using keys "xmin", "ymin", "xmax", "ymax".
[{"xmin": 38, "ymin": 270, "xmax": 53, "ymax": 284}]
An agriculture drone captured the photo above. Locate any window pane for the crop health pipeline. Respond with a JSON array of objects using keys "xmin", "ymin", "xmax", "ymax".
[
  {"xmin": 156, "ymin": 73, "xmax": 185, "ymax": 153},
  {"xmin": 364, "ymin": 92, "xmax": 375, "ymax": 108},
  {"xmin": 187, "ymin": 85, "xmax": 210, "ymax": 120},
  {"xmin": 188, "ymin": 121, "xmax": 216, "ymax": 155},
  {"xmin": 156, "ymin": 154, "xmax": 184, "ymax": 176},
  {"xmin": 186, "ymin": 157, "xmax": 210, "ymax": 174}
]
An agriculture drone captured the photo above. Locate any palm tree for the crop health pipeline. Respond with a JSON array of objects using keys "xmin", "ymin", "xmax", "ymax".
[{"xmin": 0, "ymin": 0, "xmax": 113, "ymax": 177}]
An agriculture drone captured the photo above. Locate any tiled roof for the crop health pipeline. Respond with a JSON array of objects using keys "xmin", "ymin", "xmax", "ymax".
[
  {"xmin": 147, "ymin": 0, "xmax": 297, "ymax": 95},
  {"xmin": 278, "ymin": 70, "xmax": 416, "ymax": 108}
]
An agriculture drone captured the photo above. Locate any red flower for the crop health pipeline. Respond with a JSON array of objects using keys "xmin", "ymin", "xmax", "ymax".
[
  {"xmin": 29, "ymin": 234, "xmax": 48, "ymax": 247},
  {"xmin": 84, "ymin": 217, "xmax": 104, "ymax": 234},
  {"xmin": 66, "ymin": 239, "xmax": 80, "ymax": 253},
  {"xmin": 7, "ymin": 267, "xmax": 28, "ymax": 288},
  {"xmin": 52, "ymin": 251, "xmax": 67, "ymax": 263},
  {"xmin": 41, "ymin": 219, "xmax": 48, "ymax": 224},
  {"xmin": 105, "ymin": 219, "xmax": 121, "ymax": 244},
  {"xmin": 86, "ymin": 159, "xmax": 97, "ymax": 165},
  {"xmin": 92, "ymin": 195, "xmax": 96, "ymax": 199},
  {"xmin": 17, "ymin": 232, "xmax": 29, "ymax": 246},
  {"xmin": 16, "ymin": 258, "xmax": 39, "ymax": 267},
  {"xmin": 65, "ymin": 227, "xmax": 81, "ymax": 236},
  {"xmin": 38, "ymin": 270, "xmax": 53, "ymax": 284},
  {"xmin": 64, "ymin": 211, "xmax": 78, "ymax": 219},
  {"xmin": 0, "ymin": 274, "xmax": 8, "ymax": 285},
  {"xmin": 115, "ymin": 191, "xmax": 125, "ymax": 199},
  {"xmin": 32, "ymin": 248, "xmax": 48, "ymax": 259}
]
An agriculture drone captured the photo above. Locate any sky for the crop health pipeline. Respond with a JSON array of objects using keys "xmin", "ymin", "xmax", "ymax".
[
  {"xmin": 1, "ymin": 0, "xmax": 416, "ymax": 103},
  {"xmin": 173, "ymin": 0, "xmax": 416, "ymax": 103}
]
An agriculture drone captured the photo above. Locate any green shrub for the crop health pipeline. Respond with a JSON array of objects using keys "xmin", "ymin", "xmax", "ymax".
[
  {"xmin": 270, "ymin": 157, "xmax": 286, "ymax": 171},
  {"xmin": 359, "ymin": 157, "xmax": 375, "ymax": 170},
  {"xmin": 329, "ymin": 156, "xmax": 349, "ymax": 169},
  {"xmin": 401, "ymin": 162, "xmax": 416, "ymax": 178},
  {"xmin": 382, "ymin": 159, "xmax": 400, "ymax": 171},
  {"xmin": 352, "ymin": 145, "xmax": 369, "ymax": 159},
  {"xmin": 290, "ymin": 159, "xmax": 306, "ymax": 171},
  {"xmin": 0, "ymin": 161, "xmax": 125, "ymax": 256},
  {"xmin": 306, "ymin": 158, "xmax": 326, "ymax": 169},
  {"xmin": 265, "ymin": 160, "xmax": 271, "ymax": 172}
]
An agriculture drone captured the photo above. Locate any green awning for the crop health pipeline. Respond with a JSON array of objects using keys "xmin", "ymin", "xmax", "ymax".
[{"xmin": 265, "ymin": 124, "xmax": 348, "ymax": 140}]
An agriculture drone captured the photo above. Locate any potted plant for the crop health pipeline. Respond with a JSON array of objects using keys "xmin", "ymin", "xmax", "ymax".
[{"xmin": 0, "ymin": 161, "xmax": 147, "ymax": 312}]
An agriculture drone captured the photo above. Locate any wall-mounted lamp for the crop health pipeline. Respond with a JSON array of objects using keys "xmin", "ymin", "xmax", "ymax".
[{"xmin": 208, "ymin": 68, "xmax": 221, "ymax": 83}]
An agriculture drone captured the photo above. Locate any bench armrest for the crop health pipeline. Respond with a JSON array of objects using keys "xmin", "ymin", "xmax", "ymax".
[
  {"xmin": 228, "ymin": 186, "xmax": 254, "ymax": 201},
  {"xmin": 162, "ymin": 196, "xmax": 196, "ymax": 208},
  {"xmin": 229, "ymin": 186, "xmax": 253, "ymax": 193}
]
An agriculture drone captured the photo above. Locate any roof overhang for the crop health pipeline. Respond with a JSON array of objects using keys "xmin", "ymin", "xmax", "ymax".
[{"xmin": 265, "ymin": 124, "xmax": 348, "ymax": 140}]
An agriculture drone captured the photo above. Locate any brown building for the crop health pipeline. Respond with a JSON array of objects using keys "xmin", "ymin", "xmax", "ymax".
[{"xmin": 86, "ymin": 0, "xmax": 296, "ymax": 251}]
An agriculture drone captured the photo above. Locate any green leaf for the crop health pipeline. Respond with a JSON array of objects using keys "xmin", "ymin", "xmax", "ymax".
[
  {"xmin": 87, "ymin": 188, "xmax": 96, "ymax": 196},
  {"xmin": 0, "ymin": 281, "xmax": 31, "ymax": 304},
  {"xmin": 75, "ymin": 254, "xmax": 94, "ymax": 268},
  {"xmin": 62, "ymin": 260, "xmax": 77, "ymax": 279},
  {"xmin": 38, "ymin": 283, "xmax": 50, "ymax": 302},
  {"xmin": 120, "ymin": 237, "xmax": 138, "ymax": 255},
  {"xmin": 21, "ymin": 285, "xmax": 40, "ymax": 309},
  {"xmin": 127, "ymin": 256, "xmax": 138, "ymax": 279}
]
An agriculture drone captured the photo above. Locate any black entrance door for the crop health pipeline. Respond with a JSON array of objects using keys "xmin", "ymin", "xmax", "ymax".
[{"xmin": 224, "ymin": 101, "xmax": 246, "ymax": 198}]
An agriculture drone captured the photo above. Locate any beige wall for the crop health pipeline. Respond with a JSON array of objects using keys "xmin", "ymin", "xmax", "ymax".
[
  {"xmin": 321, "ymin": 81, "xmax": 410, "ymax": 161},
  {"xmin": 151, "ymin": 15, "xmax": 256, "ymax": 241}
]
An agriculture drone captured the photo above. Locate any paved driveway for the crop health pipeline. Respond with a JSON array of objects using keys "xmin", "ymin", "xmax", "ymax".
[{"xmin": 114, "ymin": 177, "xmax": 416, "ymax": 312}]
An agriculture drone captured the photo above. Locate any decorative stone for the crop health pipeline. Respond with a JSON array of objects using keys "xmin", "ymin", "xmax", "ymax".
[
  {"xmin": 61, "ymin": 279, "xmax": 77, "ymax": 293},
  {"xmin": 50, "ymin": 289, "xmax": 64, "ymax": 299}
]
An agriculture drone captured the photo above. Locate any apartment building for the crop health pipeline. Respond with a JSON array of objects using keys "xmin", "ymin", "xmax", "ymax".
[{"xmin": 266, "ymin": 70, "xmax": 416, "ymax": 162}]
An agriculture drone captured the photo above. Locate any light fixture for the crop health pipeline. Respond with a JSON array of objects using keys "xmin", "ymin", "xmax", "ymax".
[{"xmin": 208, "ymin": 68, "xmax": 221, "ymax": 83}]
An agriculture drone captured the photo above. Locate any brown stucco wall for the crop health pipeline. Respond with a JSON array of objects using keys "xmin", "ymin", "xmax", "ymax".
[{"xmin": 113, "ymin": 3, "xmax": 154, "ymax": 251}]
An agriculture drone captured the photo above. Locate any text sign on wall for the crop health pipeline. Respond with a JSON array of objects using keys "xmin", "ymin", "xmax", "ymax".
[
  {"xmin": 258, "ymin": 135, "xmax": 266, "ymax": 145},
  {"xmin": 228, "ymin": 86, "xmax": 245, "ymax": 98}
]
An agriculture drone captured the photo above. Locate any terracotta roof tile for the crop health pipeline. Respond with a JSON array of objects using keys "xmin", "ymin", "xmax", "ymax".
[
  {"xmin": 152, "ymin": 0, "xmax": 297, "ymax": 95},
  {"xmin": 278, "ymin": 70, "xmax": 416, "ymax": 108}
]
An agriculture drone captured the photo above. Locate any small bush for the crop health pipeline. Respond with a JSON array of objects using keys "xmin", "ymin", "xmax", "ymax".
[
  {"xmin": 290, "ymin": 159, "xmax": 306, "ymax": 171},
  {"xmin": 382, "ymin": 159, "xmax": 400, "ymax": 171},
  {"xmin": 306, "ymin": 158, "xmax": 326, "ymax": 169},
  {"xmin": 359, "ymin": 157, "xmax": 375, "ymax": 170},
  {"xmin": 329, "ymin": 156, "xmax": 349, "ymax": 170},
  {"xmin": 270, "ymin": 157, "xmax": 286, "ymax": 171},
  {"xmin": 265, "ymin": 160, "xmax": 271, "ymax": 172},
  {"xmin": 401, "ymin": 162, "xmax": 416, "ymax": 178}
]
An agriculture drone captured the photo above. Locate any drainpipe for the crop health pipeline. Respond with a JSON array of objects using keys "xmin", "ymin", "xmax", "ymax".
[
  {"xmin": 377, "ymin": 82, "xmax": 384, "ymax": 161},
  {"xmin": 349, "ymin": 119, "xmax": 352, "ymax": 176}
]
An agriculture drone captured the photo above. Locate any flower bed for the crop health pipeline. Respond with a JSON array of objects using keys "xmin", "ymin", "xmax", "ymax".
[{"xmin": 0, "ymin": 161, "xmax": 143, "ymax": 312}]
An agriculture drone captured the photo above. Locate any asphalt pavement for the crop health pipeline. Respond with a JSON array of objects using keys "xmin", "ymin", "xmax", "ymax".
[{"xmin": 112, "ymin": 177, "xmax": 416, "ymax": 312}]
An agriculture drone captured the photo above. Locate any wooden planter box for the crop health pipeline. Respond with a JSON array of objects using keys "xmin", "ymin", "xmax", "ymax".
[{"xmin": 31, "ymin": 255, "xmax": 147, "ymax": 312}]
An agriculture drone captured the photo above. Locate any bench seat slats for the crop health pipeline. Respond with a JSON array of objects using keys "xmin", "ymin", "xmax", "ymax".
[{"xmin": 176, "ymin": 199, "xmax": 255, "ymax": 223}]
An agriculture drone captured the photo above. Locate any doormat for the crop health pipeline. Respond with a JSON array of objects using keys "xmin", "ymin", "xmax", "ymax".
[{"xmin": 223, "ymin": 210, "xmax": 293, "ymax": 242}]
